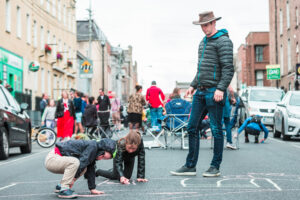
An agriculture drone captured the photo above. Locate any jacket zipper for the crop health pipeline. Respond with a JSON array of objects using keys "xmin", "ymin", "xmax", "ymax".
[{"xmin": 197, "ymin": 38, "xmax": 207, "ymax": 82}]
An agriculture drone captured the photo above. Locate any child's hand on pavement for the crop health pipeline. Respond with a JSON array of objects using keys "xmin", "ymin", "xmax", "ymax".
[
  {"xmin": 90, "ymin": 189, "xmax": 104, "ymax": 195},
  {"xmin": 137, "ymin": 178, "xmax": 148, "ymax": 183},
  {"xmin": 120, "ymin": 176, "xmax": 130, "ymax": 185},
  {"xmin": 260, "ymin": 139, "xmax": 265, "ymax": 143}
]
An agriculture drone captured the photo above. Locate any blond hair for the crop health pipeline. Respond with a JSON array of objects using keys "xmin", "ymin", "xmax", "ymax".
[{"xmin": 119, "ymin": 130, "xmax": 141, "ymax": 147}]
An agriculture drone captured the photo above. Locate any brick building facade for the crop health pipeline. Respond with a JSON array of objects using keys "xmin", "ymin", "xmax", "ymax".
[
  {"xmin": 269, "ymin": 0, "xmax": 300, "ymax": 90},
  {"xmin": 237, "ymin": 32, "xmax": 270, "ymax": 88}
]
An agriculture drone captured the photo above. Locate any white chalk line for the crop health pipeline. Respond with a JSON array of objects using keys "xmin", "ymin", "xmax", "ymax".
[
  {"xmin": 265, "ymin": 178, "xmax": 282, "ymax": 191},
  {"xmin": 0, "ymin": 149, "xmax": 50, "ymax": 167},
  {"xmin": 250, "ymin": 179, "xmax": 260, "ymax": 188},
  {"xmin": 180, "ymin": 178, "xmax": 189, "ymax": 187},
  {"xmin": 97, "ymin": 179, "xmax": 109, "ymax": 186},
  {"xmin": 269, "ymin": 138, "xmax": 285, "ymax": 144},
  {"xmin": 0, "ymin": 183, "xmax": 17, "ymax": 191},
  {"xmin": 292, "ymin": 144, "xmax": 300, "ymax": 149},
  {"xmin": 161, "ymin": 188, "xmax": 300, "ymax": 200}
]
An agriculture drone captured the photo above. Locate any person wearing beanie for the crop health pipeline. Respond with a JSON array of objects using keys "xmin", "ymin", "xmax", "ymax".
[{"xmin": 45, "ymin": 138, "xmax": 117, "ymax": 198}]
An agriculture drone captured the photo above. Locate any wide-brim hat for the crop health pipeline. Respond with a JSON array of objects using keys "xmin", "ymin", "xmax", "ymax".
[{"xmin": 193, "ymin": 11, "xmax": 221, "ymax": 25}]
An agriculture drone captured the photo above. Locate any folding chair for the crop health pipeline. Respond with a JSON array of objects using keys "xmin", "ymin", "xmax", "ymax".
[
  {"xmin": 162, "ymin": 98, "xmax": 192, "ymax": 149},
  {"xmin": 162, "ymin": 114, "xmax": 190, "ymax": 149}
]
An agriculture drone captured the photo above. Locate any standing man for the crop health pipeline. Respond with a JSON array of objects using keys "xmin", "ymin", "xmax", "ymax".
[
  {"xmin": 146, "ymin": 81, "xmax": 165, "ymax": 132},
  {"xmin": 97, "ymin": 89, "xmax": 111, "ymax": 128},
  {"xmin": 170, "ymin": 11, "xmax": 234, "ymax": 177},
  {"xmin": 40, "ymin": 93, "xmax": 49, "ymax": 117}
]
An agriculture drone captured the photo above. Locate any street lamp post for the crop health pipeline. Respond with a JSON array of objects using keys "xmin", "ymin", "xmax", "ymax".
[{"xmin": 101, "ymin": 41, "xmax": 105, "ymax": 91}]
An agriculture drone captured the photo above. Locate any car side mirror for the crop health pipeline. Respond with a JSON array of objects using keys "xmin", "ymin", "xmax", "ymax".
[
  {"xmin": 20, "ymin": 103, "xmax": 28, "ymax": 112},
  {"xmin": 277, "ymin": 103, "xmax": 286, "ymax": 107}
]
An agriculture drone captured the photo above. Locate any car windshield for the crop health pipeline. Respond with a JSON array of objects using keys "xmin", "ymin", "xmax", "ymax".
[
  {"xmin": 289, "ymin": 94, "xmax": 300, "ymax": 106},
  {"xmin": 249, "ymin": 89, "xmax": 284, "ymax": 102}
]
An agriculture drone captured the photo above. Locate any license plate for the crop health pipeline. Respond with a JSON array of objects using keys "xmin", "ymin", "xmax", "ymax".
[{"xmin": 263, "ymin": 118, "xmax": 273, "ymax": 124}]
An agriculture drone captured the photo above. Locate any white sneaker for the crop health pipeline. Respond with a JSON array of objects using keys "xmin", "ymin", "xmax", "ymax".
[{"xmin": 226, "ymin": 142, "xmax": 237, "ymax": 150}]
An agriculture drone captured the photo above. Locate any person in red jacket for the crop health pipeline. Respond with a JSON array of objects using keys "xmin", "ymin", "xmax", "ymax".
[{"xmin": 146, "ymin": 81, "xmax": 165, "ymax": 132}]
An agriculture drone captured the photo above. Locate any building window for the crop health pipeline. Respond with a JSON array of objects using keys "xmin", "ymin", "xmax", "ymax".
[
  {"xmin": 46, "ymin": 0, "xmax": 50, "ymax": 12},
  {"xmin": 280, "ymin": 44, "xmax": 284, "ymax": 75},
  {"xmin": 26, "ymin": 14, "xmax": 31, "ymax": 44},
  {"xmin": 48, "ymin": 71, "xmax": 51, "ymax": 95},
  {"xmin": 287, "ymin": 1, "xmax": 290, "ymax": 29},
  {"xmin": 68, "ymin": 11, "xmax": 71, "ymax": 30},
  {"xmin": 63, "ymin": 5, "xmax": 66, "ymax": 25},
  {"xmin": 288, "ymin": 39, "xmax": 292, "ymax": 71},
  {"xmin": 52, "ymin": 0, "xmax": 56, "ymax": 17},
  {"xmin": 33, "ymin": 21, "xmax": 37, "ymax": 48},
  {"xmin": 280, "ymin": 9, "xmax": 283, "ymax": 35},
  {"xmin": 6, "ymin": 0, "xmax": 11, "ymax": 32},
  {"xmin": 41, "ymin": 68, "xmax": 45, "ymax": 93},
  {"xmin": 296, "ymin": 7, "xmax": 299, "ymax": 26},
  {"xmin": 58, "ymin": 0, "xmax": 61, "ymax": 21},
  {"xmin": 296, "ymin": 42, "xmax": 299, "ymax": 62},
  {"xmin": 47, "ymin": 30, "xmax": 50, "ymax": 44},
  {"xmin": 256, "ymin": 70, "xmax": 264, "ymax": 86},
  {"xmin": 64, "ymin": 43, "xmax": 67, "ymax": 62},
  {"xmin": 58, "ymin": 39, "xmax": 62, "ymax": 52},
  {"xmin": 255, "ymin": 46, "xmax": 264, "ymax": 62},
  {"xmin": 52, "ymin": 35, "xmax": 56, "ymax": 59},
  {"xmin": 16, "ymin": 6, "xmax": 21, "ymax": 38},
  {"xmin": 40, "ymin": 26, "xmax": 44, "ymax": 50}
]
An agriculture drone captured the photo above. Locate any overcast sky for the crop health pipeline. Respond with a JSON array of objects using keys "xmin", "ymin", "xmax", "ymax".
[{"xmin": 76, "ymin": 0, "xmax": 269, "ymax": 93}]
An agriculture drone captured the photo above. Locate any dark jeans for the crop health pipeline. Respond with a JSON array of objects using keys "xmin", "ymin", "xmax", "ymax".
[
  {"xmin": 185, "ymin": 88, "xmax": 225, "ymax": 170},
  {"xmin": 96, "ymin": 157, "xmax": 135, "ymax": 180}
]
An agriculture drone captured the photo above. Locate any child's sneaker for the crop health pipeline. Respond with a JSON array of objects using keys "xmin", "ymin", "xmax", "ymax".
[
  {"xmin": 54, "ymin": 184, "xmax": 61, "ymax": 193},
  {"xmin": 58, "ymin": 189, "xmax": 77, "ymax": 199}
]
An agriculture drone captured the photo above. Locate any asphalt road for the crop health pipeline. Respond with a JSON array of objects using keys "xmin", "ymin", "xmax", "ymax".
[{"xmin": 1, "ymin": 131, "xmax": 300, "ymax": 200}]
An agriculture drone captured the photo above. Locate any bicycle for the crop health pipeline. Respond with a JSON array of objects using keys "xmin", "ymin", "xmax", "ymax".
[{"xmin": 31, "ymin": 126, "xmax": 57, "ymax": 148}]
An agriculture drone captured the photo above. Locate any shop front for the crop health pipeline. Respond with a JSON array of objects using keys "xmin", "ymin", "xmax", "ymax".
[{"xmin": 0, "ymin": 47, "xmax": 23, "ymax": 95}]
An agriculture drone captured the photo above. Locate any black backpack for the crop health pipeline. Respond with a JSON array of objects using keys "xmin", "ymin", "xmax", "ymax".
[{"xmin": 247, "ymin": 115, "xmax": 263, "ymax": 130}]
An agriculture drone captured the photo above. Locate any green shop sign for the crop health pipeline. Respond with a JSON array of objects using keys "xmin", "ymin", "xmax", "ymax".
[
  {"xmin": 0, "ymin": 48, "xmax": 23, "ymax": 70},
  {"xmin": 266, "ymin": 65, "xmax": 280, "ymax": 80},
  {"xmin": 29, "ymin": 61, "xmax": 40, "ymax": 72}
]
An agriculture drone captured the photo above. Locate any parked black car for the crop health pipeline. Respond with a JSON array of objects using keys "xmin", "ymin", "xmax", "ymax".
[{"xmin": 0, "ymin": 85, "xmax": 32, "ymax": 160}]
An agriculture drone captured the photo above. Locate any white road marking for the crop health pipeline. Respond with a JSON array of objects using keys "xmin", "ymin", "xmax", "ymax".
[
  {"xmin": 180, "ymin": 178, "xmax": 189, "ymax": 187},
  {"xmin": 97, "ymin": 179, "xmax": 109, "ymax": 186},
  {"xmin": 292, "ymin": 144, "xmax": 300, "ymax": 149},
  {"xmin": 250, "ymin": 179, "xmax": 260, "ymax": 188},
  {"xmin": 0, "ymin": 183, "xmax": 17, "ymax": 191},
  {"xmin": 268, "ymin": 138, "xmax": 285, "ymax": 144},
  {"xmin": 265, "ymin": 178, "xmax": 282, "ymax": 191},
  {"xmin": 216, "ymin": 179, "xmax": 229, "ymax": 187},
  {"xmin": 0, "ymin": 149, "xmax": 50, "ymax": 167}
]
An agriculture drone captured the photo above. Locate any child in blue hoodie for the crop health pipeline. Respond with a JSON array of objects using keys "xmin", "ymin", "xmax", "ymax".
[{"xmin": 237, "ymin": 115, "xmax": 269, "ymax": 143}]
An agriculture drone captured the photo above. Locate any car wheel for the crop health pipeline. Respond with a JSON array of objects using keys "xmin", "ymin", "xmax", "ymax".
[
  {"xmin": 273, "ymin": 125, "xmax": 281, "ymax": 138},
  {"xmin": 0, "ymin": 128, "xmax": 9, "ymax": 160},
  {"xmin": 282, "ymin": 119, "xmax": 291, "ymax": 141},
  {"xmin": 20, "ymin": 128, "xmax": 32, "ymax": 154}
]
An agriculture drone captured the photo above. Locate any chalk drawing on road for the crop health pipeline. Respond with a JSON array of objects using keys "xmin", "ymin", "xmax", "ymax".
[{"xmin": 180, "ymin": 173, "xmax": 300, "ymax": 191}]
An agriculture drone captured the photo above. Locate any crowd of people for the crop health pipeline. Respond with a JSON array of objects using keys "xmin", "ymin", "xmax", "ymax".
[{"xmin": 43, "ymin": 11, "xmax": 271, "ymax": 199}]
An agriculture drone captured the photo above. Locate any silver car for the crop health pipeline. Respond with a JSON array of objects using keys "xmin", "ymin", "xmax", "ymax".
[
  {"xmin": 273, "ymin": 91, "xmax": 300, "ymax": 140},
  {"xmin": 244, "ymin": 87, "xmax": 285, "ymax": 129}
]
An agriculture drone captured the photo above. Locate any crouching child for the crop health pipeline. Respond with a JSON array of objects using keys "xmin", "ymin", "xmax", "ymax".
[
  {"xmin": 45, "ymin": 138, "xmax": 116, "ymax": 198},
  {"xmin": 237, "ymin": 115, "xmax": 269, "ymax": 143},
  {"xmin": 96, "ymin": 130, "xmax": 147, "ymax": 184}
]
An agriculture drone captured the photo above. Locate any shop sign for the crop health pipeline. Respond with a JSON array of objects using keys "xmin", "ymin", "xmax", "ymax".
[{"xmin": 266, "ymin": 65, "xmax": 280, "ymax": 80}]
